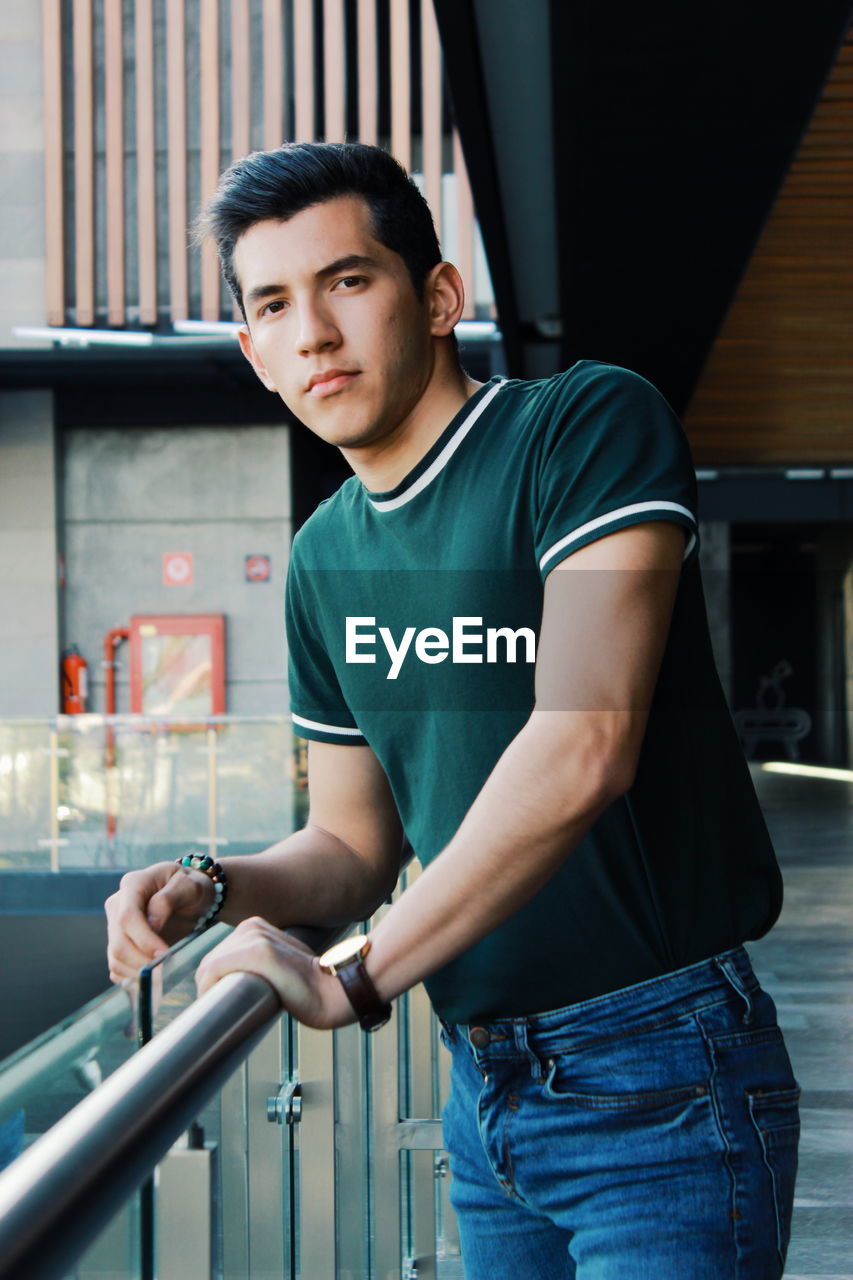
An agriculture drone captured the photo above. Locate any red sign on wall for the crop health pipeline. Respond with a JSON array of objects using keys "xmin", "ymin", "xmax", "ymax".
[
  {"xmin": 163, "ymin": 552, "xmax": 194, "ymax": 587},
  {"xmin": 245, "ymin": 554, "xmax": 271, "ymax": 583}
]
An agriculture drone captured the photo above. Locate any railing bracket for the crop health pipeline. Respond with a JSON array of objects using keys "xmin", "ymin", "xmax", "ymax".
[{"xmin": 267, "ymin": 1079, "xmax": 301, "ymax": 1125}]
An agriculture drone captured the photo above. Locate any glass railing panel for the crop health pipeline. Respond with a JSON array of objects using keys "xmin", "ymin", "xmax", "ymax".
[
  {"xmin": 137, "ymin": 924, "xmax": 229, "ymax": 1043},
  {"xmin": 62, "ymin": 717, "xmax": 215, "ymax": 867},
  {"xmin": 55, "ymin": 714, "xmax": 120, "ymax": 869},
  {"xmin": 0, "ymin": 979, "xmax": 141, "ymax": 1278},
  {"xmin": 0, "ymin": 982, "xmax": 137, "ymax": 1164},
  {"xmin": 53, "ymin": 714, "xmax": 204, "ymax": 871},
  {"xmin": 0, "ymin": 720, "xmax": 55, "ymax": 871},
  {"xmin": 135, "ymin": 923, "xmax": 293, "ymax": 1278},
  {"xmin": 0, "ymin": 714, "xmax": 298, "ymax": 871},
  {"xmin": 213, "ymin": 718, "xmax": 303, "ymax": 854}
]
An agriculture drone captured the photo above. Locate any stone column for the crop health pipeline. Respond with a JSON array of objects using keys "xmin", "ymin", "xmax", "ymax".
[{"xmin": 0, "ymin": 390, "xmax": 60, "ymax": 715}]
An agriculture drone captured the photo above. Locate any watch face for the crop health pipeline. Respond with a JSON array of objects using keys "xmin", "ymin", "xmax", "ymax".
[{"xmin": 319, "ymin": 934, "xmax": 370, "ymax": 974}]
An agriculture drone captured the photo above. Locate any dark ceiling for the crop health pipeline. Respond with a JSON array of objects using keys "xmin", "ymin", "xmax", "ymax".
[{"xmin": 433, "ymin": 0, "xmax": 852, "ymax": 414}]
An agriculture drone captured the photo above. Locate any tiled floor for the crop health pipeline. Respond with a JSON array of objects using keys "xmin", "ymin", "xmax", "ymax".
[{"xmin": 748, "ymin": 766, "xmax": 853, "ymax": 1279}]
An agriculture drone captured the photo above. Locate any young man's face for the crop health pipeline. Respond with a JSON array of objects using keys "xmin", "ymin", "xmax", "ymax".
[{"xmin": 235, "ymin": 195, "xmax": 438, "ymax": 453}]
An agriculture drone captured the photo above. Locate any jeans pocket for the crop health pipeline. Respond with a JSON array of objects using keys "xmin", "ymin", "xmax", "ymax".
[
  {"xmin": 539, "ymin": 1014, "xmax": 712, "ymax": 1113},
  {"xmin": 747, "ymin": 1086, "xmax": 801, "ymax": 1265},
  {"xmin": 542, "ymin": 1056, "xmax": 709, "ymax": 1111}
]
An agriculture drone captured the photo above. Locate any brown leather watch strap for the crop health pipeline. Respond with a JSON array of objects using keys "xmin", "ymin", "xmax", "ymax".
[{"xmin": 336, "ymin": 958, "xmax": 392, "ymax": 1032}]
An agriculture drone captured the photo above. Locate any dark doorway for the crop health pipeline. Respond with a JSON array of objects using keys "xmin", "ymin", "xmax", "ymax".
[{"xmin": 730, "ymin": 523, "xmax": 847, "ymax": 766}]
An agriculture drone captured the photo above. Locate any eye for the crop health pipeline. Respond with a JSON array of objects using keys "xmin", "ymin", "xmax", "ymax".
[
  {"xmin": 336, "ymin": 275, "xmax": 366, "ymax": 290},
  {"xmin": 258, "ymin": 298, "xmax": 287, "ymax": 317}
]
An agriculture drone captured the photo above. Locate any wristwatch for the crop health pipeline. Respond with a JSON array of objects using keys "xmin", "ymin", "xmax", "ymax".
[{"xmin": 318, "ymin": 934, "xmax": 392, "ymax": 1032}]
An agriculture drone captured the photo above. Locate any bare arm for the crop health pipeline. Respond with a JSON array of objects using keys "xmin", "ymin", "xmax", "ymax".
[
  {"xmin": 105, "ymin": 740, "xmax": 403, "ymax": 980},
  {"xmin": 217, "ymin": 741, "xmax": 404, "ymax": 926},
  {"xmin": 195, "ymin": 521, "xmax": 685, "ymax": 1024}
]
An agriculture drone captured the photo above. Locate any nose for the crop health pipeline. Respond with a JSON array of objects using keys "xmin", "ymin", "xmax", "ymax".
[{"xmin": 295, "ymin": 297, "xmax": 341, "ymax": 355}]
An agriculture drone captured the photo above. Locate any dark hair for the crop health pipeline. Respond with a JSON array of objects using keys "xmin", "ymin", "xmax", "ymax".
[{"xmin": 194, "ymin": 142, "xmax": 442, "ymax": 313}]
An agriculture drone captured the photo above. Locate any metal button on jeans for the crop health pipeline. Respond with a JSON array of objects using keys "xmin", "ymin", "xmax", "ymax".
[{"xmin": 469, "ymin": 1026, "xmax": 491, "ymax": 1050}]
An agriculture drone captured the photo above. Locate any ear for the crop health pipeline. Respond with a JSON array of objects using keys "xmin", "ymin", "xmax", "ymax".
[
  {"xmin": 425, "ymin": 261, "xmax": 466, "ymax": 338},
  {"xmin": 238, "ymin": 326, "xmax": 277, "ymax": 392}
]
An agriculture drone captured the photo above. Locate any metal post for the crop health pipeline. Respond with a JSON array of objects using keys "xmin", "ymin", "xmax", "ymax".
[
  {"xmin": 295, "ymin": 1024, "xmax": 337, "ymax": 1277},
  {"xmin": 156, "ymin": 1144, "xmax": 213, "ymax": 1279},
  {"xmin": 333, "ymin": 1020, "xmax": 370, "ymax": 1279},
  {"xmin": 246, "ymin": 1021, "xmax": 289, "ymax": 1279},
  {"xmin": 400, "ymin": 859, "xmax": 440, "ymax": 1279},
  {"xmin": 435, "ymin": 1026, "xmax": 460, "ymax": 1259},
  {"xmin": 37, "ymin": 730, "xmax": 68, "ymax": 871},
  {"xmin": 206, "ymin": 726, "xmax": 218, "ymax": 861},
  {"xmin": 48, "ymin": 728, "xmax": 60, "ymax": 872},
  {"xmin": 218, "ymin": 1060, "xmax": 250, "ymax": 1280},
  {"xmin": 406, "ymin": 981, "xmax": 438, "ymax": 1280},
  {"xmin": 370, "ymin": 1007, "xmax": 403, "ymax": 1279}
]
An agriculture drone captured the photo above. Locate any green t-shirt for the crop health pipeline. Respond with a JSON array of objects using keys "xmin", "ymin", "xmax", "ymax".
[{"xmin": 286, "ymin": 361, "xmax": 782, "ymax": 1022}]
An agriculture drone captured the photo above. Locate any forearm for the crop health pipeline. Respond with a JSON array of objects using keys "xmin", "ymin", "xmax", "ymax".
[
  {"xmin": 366, "ymin": 710, "xmax": 630, "ymax": 1001},
  {"xmin": 219, "ymin": 824, "xmax": 398, "ymax": 930}
]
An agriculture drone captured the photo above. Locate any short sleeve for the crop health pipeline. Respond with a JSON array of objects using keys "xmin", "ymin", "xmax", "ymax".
[
  {"xmin": 534, "ymin": 363, "xmax": 698, "ymax": 578},
  {"xmin": 285, "ymin": 544, "xmax": 367, "ymax": 746}
]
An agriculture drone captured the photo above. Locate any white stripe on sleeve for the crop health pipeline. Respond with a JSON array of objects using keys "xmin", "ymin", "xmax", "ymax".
[
  {"xmin": 292, "ymin": 713, "xmax": 365, "ymax": 737},
  {"xmin": 539, "ymin": 500, "xmax": 697, "ymax": 573}
]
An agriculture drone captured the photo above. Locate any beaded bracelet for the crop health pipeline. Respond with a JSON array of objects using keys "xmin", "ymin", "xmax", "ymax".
[{"xmin": 174, "ymin": 852, "xmax": 228, "ymax": 932}]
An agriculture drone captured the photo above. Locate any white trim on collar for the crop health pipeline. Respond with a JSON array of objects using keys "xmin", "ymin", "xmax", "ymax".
[{"xmin": 368, "ymin": 380, "xmax": 506, "ymax": 513}]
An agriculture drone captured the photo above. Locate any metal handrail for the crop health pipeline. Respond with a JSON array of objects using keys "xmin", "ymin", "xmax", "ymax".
[{"xmin": 0, "ymin": 970, "xmax": 281, "ymax": 1280}]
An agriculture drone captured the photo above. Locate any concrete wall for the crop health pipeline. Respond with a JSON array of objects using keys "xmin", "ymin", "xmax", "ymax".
[
  {"xmin": 62, "ymin": 423, "xmax": 291, "ymax": 716},
  {"xmin": 0, "ymin": 390, "xmax": 60, "ymax": 715},
  {"xmin": 0, "ymin": 1, "xmax": 46, "ymax": 344}
]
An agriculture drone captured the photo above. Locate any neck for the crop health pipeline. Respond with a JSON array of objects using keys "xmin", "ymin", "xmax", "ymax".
[{"xmin": 340, "ymin": 357, "xmax": 483, "ymax": 493}]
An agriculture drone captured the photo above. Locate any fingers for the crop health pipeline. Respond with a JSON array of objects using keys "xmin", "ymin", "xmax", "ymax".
[
  {"xmin": 146, "ymin": 867, "xmax": 210, "ymax": 933},
  {"xmin": 105, "ymin": 862, "xmax": 202, "ymax": 982},
  {"xmin": 194, "ymin": 917, "xmax": 323, "ymax": 1021}
]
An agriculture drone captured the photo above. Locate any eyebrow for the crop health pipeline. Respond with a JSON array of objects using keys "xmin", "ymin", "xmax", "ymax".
[{"xmin": 244, "ymin": 254, "xmax": 380, "ymax": 309}]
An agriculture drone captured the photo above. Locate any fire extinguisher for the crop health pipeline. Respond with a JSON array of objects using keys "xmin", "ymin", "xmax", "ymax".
[{"xmin": 61, "ymin": 645, "xmax": 89, "ymax": 714}]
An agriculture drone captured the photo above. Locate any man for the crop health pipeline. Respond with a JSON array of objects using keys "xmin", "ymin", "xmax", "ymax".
[{"xmin": 106, "ymin": 142, "xmax": 799, "ymax": 1278}]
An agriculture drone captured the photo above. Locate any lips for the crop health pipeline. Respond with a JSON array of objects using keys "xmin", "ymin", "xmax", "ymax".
[{"xmin": 306, "ymin": 369, "xmax": 359, "ymax": 397}]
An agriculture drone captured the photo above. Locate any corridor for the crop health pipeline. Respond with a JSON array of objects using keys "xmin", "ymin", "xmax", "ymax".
[{"xmin": 748, "ymin": 766, "xmax": 853, "ymax": 1278}]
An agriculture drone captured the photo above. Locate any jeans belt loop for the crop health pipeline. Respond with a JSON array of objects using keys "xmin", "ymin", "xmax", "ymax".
[{"xmin": 716, "ymin": 952, "xmax": 754, "ymax": 1025}]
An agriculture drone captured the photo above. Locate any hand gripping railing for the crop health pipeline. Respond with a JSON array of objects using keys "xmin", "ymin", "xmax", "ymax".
[{"xmin": 0, "ymin": 969, "xmax": 281, "ymax": 1280}]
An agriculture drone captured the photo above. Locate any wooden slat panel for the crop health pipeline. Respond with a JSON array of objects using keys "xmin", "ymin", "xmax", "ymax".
[
  {"xmin": 262, "ymin": 0, "xmax": 284, "ymax": 148},
  {"xmin": 453, "ymin": 130, "xmax": 475, "ymax": 319},
  {"xmin": 323, "ymin": 0, "xmax": 346, "ymax": 142},
  {"xmin": 73, "ymin": 0, "xmax": 95, "ymax": 325},
  {"xmin": 42, "ymin": 0, "xmax": 65, "ymax": 325},
  {"xmin": 390, "ymin": 0, "xmax": 410, "ymax": 170},
  {"xmin": 167, "ymin": 0, "xmax": 188, "ymax": 321},
  {"xmin": 357, "ymin": 0, "xmax": 378, "ymax": 144},
  {"xmin": 200, "ymin": 0, "xmax": 221, "ymax": 320},
  {"xmin": 685, "ymin": 25, "xmax": 853, "ymax": 464},
  {"xmin": 420, "ymin": 0, "xmax": 442, "ymax": 241},
  {"xmin": 233, "ymin": 0, "xmax": 254, "ymax": 320},
  {"xmin": 232, "ymin": 0, "xmax": 251, "ymax": 158},
  {"xmin": 135, "ymin": 0, "xmax": 157, "ymax": 325},
  {"xmin": 294, "ymin": 0, "xmax": 315, "ymax": 141},
  {"xmin": 104, "ymin": 0, "xmax": 125, "ymax": 325}
]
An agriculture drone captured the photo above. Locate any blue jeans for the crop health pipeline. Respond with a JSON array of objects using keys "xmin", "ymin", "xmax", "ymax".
[{"xmin": 440, "ymin": 948, "xmax": 800, "ymax": 1279}]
